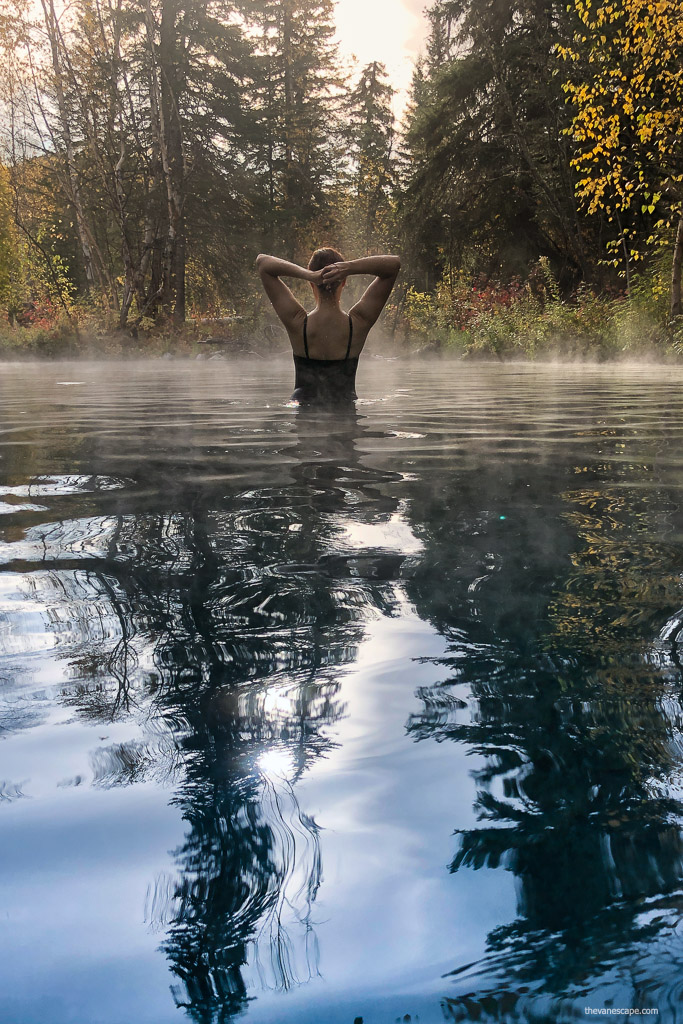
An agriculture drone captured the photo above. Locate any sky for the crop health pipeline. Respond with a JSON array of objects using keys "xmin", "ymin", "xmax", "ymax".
[{"xmin": 333, "ymin": 0, "xmax": 429, "ymax": 118}]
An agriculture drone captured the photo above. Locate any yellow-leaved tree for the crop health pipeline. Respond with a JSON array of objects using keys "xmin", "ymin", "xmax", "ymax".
[
  {"xmin": 0, "ymin": 165, "xmax": 25, "ymax": 324},
  {"xmin": 559, "ymin": 0, "xmax": 683, "ymax": 315}
]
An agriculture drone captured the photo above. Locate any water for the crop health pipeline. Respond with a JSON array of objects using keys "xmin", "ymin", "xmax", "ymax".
[{"xmin": 2, "ymin": 358, "xmax": 683, "ymax": 1023}]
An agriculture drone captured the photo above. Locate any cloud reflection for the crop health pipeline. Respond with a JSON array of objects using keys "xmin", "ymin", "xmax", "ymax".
[{"xmin": 0, "ymin": 405, "xmax": 412, "ymax": 1020}]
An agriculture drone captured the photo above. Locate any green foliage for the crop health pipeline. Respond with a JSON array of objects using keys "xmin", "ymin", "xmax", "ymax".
[
  {"xmin": 341, "ymin": 62, "xmax": 397, "ymax": 254},
  {"xmin": 400, "ymin": 0, "xmax": 598, "ymax": 295},
  {"xmin": 1, "ymin": 0, "xmax": 681, "ymax": 358},
  {"xmin": 0, "ymin": 167, "xmax": 23, "ymax": 320},
  {"xmin": 461, "ymin": 289, "xmax": 620, "ymax": 359},
  {"xmin": 401, "ymin": 256, "xmax": 683, "ymax": 360},
  {"xmin": 404, "ymin": 287, "xmax": 441, "ymax": 334}
]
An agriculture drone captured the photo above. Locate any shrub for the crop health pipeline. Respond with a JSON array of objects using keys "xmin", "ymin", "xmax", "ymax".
[{"xmin": 401, "ymin": 255, "xmax": 683, "ymax": 360}]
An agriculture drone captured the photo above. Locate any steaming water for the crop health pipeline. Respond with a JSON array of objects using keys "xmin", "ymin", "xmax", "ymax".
[{"xmin": 2, "ymin": 358, "xmax": 683, "ymax": 1023}]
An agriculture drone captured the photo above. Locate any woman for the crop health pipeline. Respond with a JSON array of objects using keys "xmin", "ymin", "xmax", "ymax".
[{"xmin": 256, "ymin": 248, "xmax": 401, "ymax": 404}]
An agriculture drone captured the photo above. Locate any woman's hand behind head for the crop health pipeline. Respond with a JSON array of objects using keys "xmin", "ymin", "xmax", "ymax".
[{"xmin": 321, "ymin": 262, "xmax": 351, "ymax": 286}]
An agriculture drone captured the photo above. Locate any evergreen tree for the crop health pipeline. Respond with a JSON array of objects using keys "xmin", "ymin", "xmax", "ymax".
[
  {"xmin": 1, "ymin": 0, "xmax": 258, "ymax": 324},
  {"xmin": 249, "ymin": 0, "xmax": 345, "ymax": 258},
  {"xmin": 345, "ymin": 61, "xmax": 396, "ymax": 253},
  {"xmin": 138, "ymin": 0, "xmax": 256, "ymax": 321},
  {"xmin": 402, "ymin": 0, "xmax": 596, "ymax": 292}
]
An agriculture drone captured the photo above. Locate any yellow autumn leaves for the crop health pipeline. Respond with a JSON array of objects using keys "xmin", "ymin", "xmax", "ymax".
[{"xmin": 559, "ymin": 0, "xmax": 683, "ymax": 223}]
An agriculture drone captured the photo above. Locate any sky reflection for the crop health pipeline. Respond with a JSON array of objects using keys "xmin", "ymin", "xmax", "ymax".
[{"xmin": 2, "ymin": 362, "xmax": 683, "ymax": 1022}]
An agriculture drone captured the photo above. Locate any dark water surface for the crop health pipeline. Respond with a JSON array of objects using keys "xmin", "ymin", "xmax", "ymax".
[{"xmin": 2, "ymin": 359, "xmax": 683, "ymax": 1023}]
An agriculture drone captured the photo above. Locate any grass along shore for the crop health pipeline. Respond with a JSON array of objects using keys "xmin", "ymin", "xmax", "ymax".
[
  {"xmin": 2, "ymin": 260, "xmax": 682, "ymax": 362},
  {"xmin": 401, "ymin": 256, "xmax": 683, "ymax": 361}
]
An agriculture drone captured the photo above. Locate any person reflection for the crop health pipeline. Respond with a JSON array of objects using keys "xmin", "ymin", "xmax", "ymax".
[
  {"xmin": 153, "ymin": 407, "xmax": 404, "ymax": 1019},
  {"xmin": 27, "ymin": 401, "xmax": 406, "ymax": 1022}
]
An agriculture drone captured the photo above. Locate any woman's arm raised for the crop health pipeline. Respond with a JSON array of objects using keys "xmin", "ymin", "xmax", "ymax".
[
  {"xmin": 320, "ymin": 255, "xmax": 401, "ymax": 285},
  {"xmin": 256, "ymin": 254, "xmax": 321, "ymax": 282},
  {"xmin": 321, "ymin": 255, "xmax": 401, "ymax": 329},
  {"xmin": 256, "ymin": 254, "xmax": 323, "ymax": 328}
]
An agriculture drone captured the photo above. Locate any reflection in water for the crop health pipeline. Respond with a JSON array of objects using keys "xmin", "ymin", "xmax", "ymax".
[
  {"xmin": 4, "ymin": 364, "xmax": 683, "ymax": 1022},
  {"xmin": 0, "ymin": 392, "xmax": 407, "ymax": 1021},
  {"xmin": 404, "ymin": 444, "xmax": 683, "ymax": 1020}
]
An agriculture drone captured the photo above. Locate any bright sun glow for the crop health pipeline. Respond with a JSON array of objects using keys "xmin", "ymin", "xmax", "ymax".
[
  {"xmin": 258, "ymin": 748, "xmax": 295, "ymax": 778},
  {"xmin": 334, "ymin": 0, "xmax": 427, "ymax": 116}
]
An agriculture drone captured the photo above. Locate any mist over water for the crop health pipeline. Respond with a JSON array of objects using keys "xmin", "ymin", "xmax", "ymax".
[{"xmin": 2, "ymin": 359, "xmax": 683, "ymax": 1023}]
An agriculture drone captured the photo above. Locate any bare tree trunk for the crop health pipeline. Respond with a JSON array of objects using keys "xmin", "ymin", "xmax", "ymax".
[
  {"xmin": 160, "ymin": 0, "xmax": 186, "ymax": 323},
  {"xmin": 615, "ymin": 212, "xmax": 631, "ymax": 297},
  {"xmin": 671, "ymin": 212, "xmax": 683, "ymax": 319},
  {"xmin": 129, "ymin": 204, "xmax": 158, "ymax": 322},
  {"xmin": 40, "ymin": 0, "xmax": 102, "ymax": 298},
  {"xmin": 146, "ymin": 0, "xmax": 185, "ymax": 323},
  {"xmin": 173, "ymin": 220, "xmax": 186, "ymax": 322},
  {"xmin": 281, "ymin": 1, "xmax": 295, "ymax": 257},
  {"xmin": 266, "ymin": 42, "xmax": 276, "ymax": 243}
]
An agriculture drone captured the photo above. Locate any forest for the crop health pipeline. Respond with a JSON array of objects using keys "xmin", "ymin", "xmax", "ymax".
[{"xmin": 0, "ymin": 0, "xmax": 681, "ymax": 358}]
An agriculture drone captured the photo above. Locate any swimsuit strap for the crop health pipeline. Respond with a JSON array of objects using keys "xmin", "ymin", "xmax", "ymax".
[
  {"xmin": 302, "ymin": 313, "xmax": 352, "ymax": 360},
  {"xmin": 345, "ymin": 314, "xmax": 353, "ymax": 360}
]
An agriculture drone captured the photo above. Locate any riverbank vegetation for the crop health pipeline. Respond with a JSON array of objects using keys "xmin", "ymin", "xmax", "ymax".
[{"xmin": 0, "ymin": 0, "xmax": 681, "ymax": 359}]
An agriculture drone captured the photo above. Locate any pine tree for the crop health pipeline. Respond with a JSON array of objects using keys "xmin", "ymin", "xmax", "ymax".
[
  {"xmin": 140, "ymin": 0, "xmax": 256, "ymax": 321},
  {"xmin": 345, "ymin": 61, "xmax": 396, "ymax": 253},
  {"xmin": 402, "ymin": 0, "xmax": 594, "ymax": 291},
  {"xmin": 249, "ymin": 0, "xmax": 345, "ymax": 258}
]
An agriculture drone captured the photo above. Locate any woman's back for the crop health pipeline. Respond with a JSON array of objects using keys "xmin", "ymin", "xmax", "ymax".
[
  {"xmin": 256, "ymin": 248, "xmax": 401, "ymax": 404},
  {"xmin": 292, "ymin": 310, "xmax": 358, "ymax": 403},
  {"xmin": 292, "ymin": 306, "xmax": 359, "ymax": 361}
]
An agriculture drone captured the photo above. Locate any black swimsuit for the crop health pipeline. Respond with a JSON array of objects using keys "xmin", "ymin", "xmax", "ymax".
[{"xmin": 292, "ymin": 314, "xmax": 358, "ymax": 404}]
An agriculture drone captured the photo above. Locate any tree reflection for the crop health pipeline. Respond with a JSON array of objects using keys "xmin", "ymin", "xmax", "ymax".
[
  {"xmin": 405, "ymin": 463, "xmax": 683, "ymax": 1018},
  {"xmin": 9, "ymin": 373, "xmax": 683, "ymax": 1021},
  {"xmin": 0, "ymin": 404, "xmax": 404, "ymax": 1022}
]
